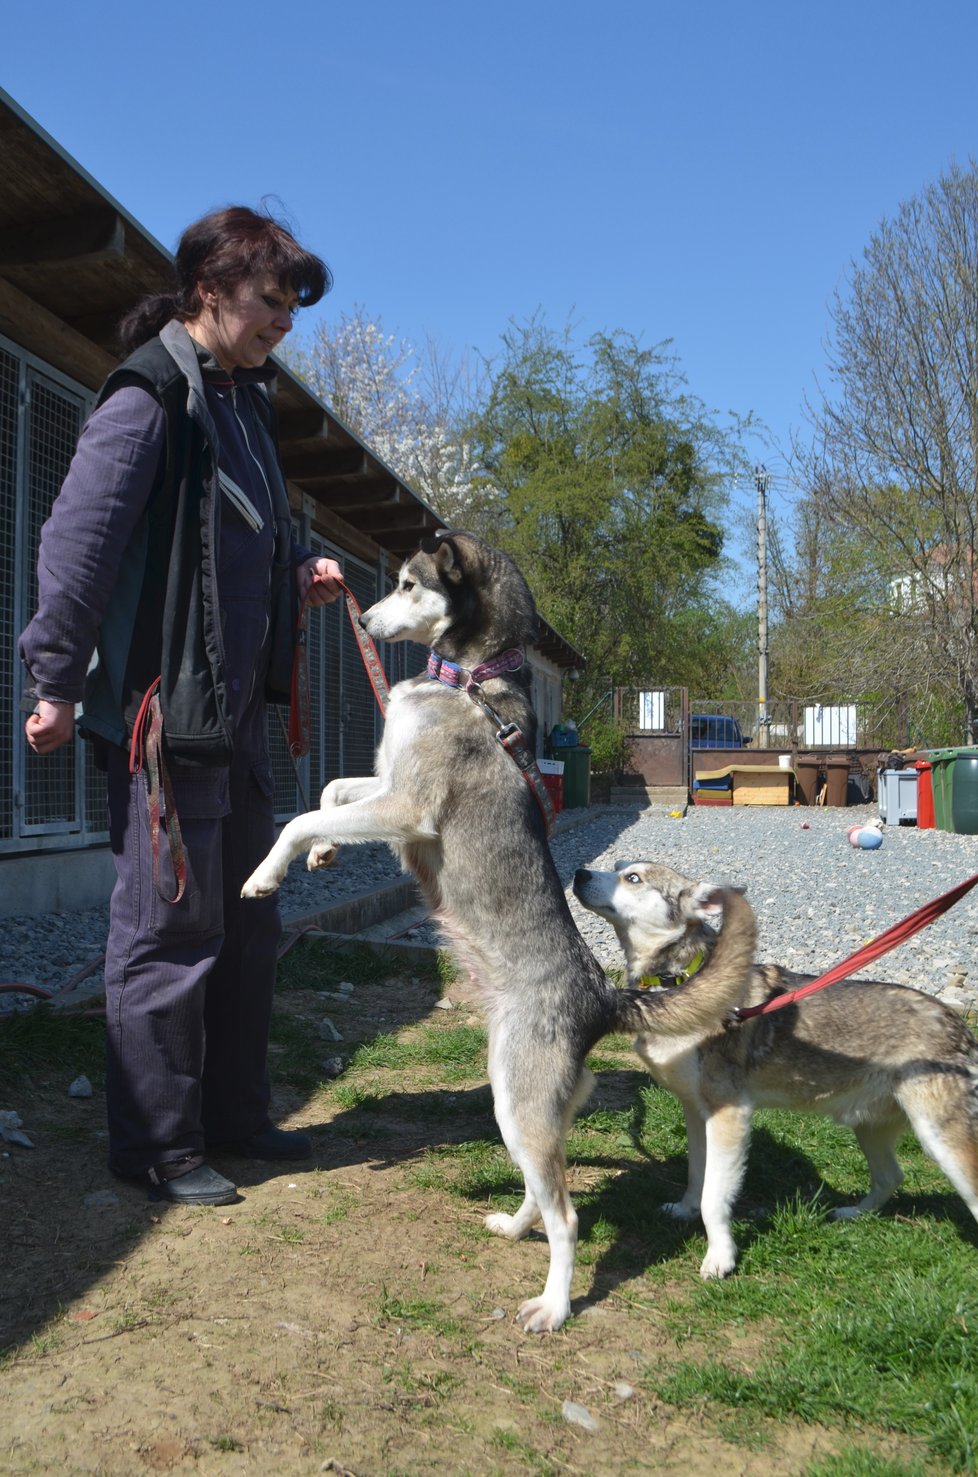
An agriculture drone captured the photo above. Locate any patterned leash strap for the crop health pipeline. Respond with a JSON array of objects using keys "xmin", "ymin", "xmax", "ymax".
[
  {"xmin": 128, "ymin": 677, "xmax": 187, "ymax": 904},
  {"xmin": 735, "ymin": 869, "xmax": 978, "ymax": 1020},
  {"xmin": 496, "ymin": 723, "xmax": 557, "ymax": 838},
  {"xmin": 288, "ymin": 577, "xmax": 390, "ymax": 759}
]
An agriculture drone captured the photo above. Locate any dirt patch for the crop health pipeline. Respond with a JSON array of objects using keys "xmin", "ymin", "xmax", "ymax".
[{"xmin": 1, "ymin": 967, "xmax": 927, "ymax": 1475}]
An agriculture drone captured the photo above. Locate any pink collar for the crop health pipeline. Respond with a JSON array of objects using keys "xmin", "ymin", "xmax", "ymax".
[{"xmin": 426, "ymin": 647, "xmax": 524, "ymax": 693}]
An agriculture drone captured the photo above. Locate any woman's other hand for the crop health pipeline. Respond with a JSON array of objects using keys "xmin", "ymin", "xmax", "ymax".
[{"xmin": 25, "ymin": 700, "xmax": 75, "ymax": 754}]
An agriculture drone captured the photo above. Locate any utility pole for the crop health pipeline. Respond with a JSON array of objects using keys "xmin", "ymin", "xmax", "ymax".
[{"xmin": 755, "ymin": 464, "xmax": 770, "ymax": 749}]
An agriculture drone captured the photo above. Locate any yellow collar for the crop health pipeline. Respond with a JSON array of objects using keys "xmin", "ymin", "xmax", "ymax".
[{"xmin": 637, "ymin": 948, "xmax": 706, "ymax": 990}]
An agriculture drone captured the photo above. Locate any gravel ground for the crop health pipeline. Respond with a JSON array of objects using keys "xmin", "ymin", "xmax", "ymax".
[{"xmin": 3, "ymin": 802, "xmax": 978, "ymax": 1011}]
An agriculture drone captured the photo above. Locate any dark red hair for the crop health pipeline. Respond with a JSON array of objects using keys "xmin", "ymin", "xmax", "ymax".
[{"xmin": 118, "ymin": 204, "xmax": 331, "ymax": 355}]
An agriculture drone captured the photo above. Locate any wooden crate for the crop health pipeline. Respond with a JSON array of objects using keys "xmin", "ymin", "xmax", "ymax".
[{"xmin": 732, "ymin": 769, "xmax": 792, "ymax": 806}]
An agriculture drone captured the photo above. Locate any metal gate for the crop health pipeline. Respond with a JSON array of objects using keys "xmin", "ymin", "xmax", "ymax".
[{"xmin": 613, "ymin": 686, "xmax": 690, "ymax": 788}]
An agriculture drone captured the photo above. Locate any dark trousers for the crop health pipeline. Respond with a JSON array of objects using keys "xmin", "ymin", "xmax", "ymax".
[{"xmin": 103, "ymin": 746, "xmax": 281, "ymax": 1177}]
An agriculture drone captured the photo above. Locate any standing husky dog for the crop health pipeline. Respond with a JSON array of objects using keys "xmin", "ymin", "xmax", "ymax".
[
  {"xmin": 242, "ymin": 532, "xmax": 755, "ymax": 1330},
  {"xmin": 574, "ymin": 860, "xmax": 978, "ymax": 1279}
]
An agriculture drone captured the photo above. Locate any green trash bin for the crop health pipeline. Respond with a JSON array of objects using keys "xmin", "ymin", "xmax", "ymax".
[
  {"xmin": 562, "ymin": 746, "xmax": 591, "ymax": 808},
  {"xmin": 946, "ymin": 746, "xmax": 978, "ymax": 835},
  {"xmin": 929, "ymin": 750, "xmax": 953, "ymax": 832}
]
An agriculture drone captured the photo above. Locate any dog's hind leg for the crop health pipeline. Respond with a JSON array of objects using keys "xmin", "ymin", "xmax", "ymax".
[
  {"xmin": 662, "ymin": 1101, "xmax": 706, "ymax": 1220},
  {"xmin": 831, "ymin": 1119, "xmax": 904, "ymax": 1220},
  {"xmin": 486, "ymin": 1061, "xmax": 594, "ymax": 1333},
  {"xmin": 901, "ymin": 1085, "xmax": 978, "ymax": 1226},
  {"xmin": 698, "ymin": 1102, "xmax": 752, "ymax": 1279}
]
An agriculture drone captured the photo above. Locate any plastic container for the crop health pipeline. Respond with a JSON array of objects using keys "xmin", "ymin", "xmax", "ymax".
[
  {"xmin": 823, "ymin": 756, "xmax": 851, "ymax": 807},
  {"xmin": 537, "ymin": 758, "xmax": 564, "ymax": 814},
  {"xmin": 562, "ymin": 746, "xmax": 591, "ymax": 808},
  {"xmin": 794, "ymin": 756, "xmax": 821, "ymax": 806},
  {"xmin": 877, "ymin": 768, "xmax": 918, "ymax": 825},
  {"xmin": 929, "ymin": 750, "xmax": 952, "ymax": 831},
  {"xmin": 914, "ymin": 759, "xmax": 934, "ymax": 830},
  {"xmin": 550, "ymin": 723, "xmax": 579, "ymax": 749},
  {"xmin": 949, "ymin": 747, "xmax": 978, "ymax": 835}
]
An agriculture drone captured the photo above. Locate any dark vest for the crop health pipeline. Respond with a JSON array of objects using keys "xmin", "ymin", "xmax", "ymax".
[{"xmin": 80, "ymin": 324, "xmax": 297, "ymax": 764}]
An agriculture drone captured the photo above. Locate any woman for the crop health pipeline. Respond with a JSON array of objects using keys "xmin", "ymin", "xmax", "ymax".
[{"xmin": 20, "ymin": 206, "xmax": 341, "ymax": 1205}]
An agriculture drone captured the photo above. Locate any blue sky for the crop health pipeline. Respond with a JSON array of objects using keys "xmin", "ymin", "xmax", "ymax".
[{"xmin": 4, "ymin": 0, "xmax": 977, "ymax": 575}]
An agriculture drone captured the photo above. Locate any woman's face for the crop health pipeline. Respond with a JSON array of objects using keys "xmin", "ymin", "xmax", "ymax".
[{"xmin": 189, "ymin": 274, "xmax": 299, "ymax": 372}]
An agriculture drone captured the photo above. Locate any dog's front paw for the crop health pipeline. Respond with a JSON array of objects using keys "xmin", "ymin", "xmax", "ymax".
[
  {"xmin": 828, "ymin": 1205, "xmax": 863, "ymax": 1221},
  {"xmin": 241, "ymin": 866, "xmax": 282, "ymax": 899},
  {"xmin": 306, "ymin": 842, "xmax": 337, "ymax": 872},
  {"xmin": 485, "ymin": 1211, "xmax": 521, "ymax": 1239},
  {"xmin": 517, "ymin": 1295, "xmax": 569, "ymax": 1333},
  {"xmin": 661, "ymin": 1200, "xmax": 700, "ymax": 1221},
  {"xmin": 699, "ymin": 1246, "xmax": 737, "ymax": 1280}
]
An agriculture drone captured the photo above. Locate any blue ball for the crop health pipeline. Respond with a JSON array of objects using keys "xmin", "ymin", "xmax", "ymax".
[{"xmin": 857, "ymin": 828, "xmax": 883, "ymax": 849}]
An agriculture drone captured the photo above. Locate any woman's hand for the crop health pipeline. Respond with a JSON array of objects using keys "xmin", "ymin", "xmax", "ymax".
[
  {"xmin": 297, "ymin": 556, "xmax": 344, "ymax": 606},
  {"xmin": 25, "ymin": 700, "xmax": 75, "ymax": 755}
]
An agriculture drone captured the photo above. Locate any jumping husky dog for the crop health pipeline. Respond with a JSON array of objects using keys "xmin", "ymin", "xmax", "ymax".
[
  {"xmin": 573, "ymin": 860, "xmax": 978, "ymax": 1279},
  {"xmin": 242, "ymin": 532, "xmax": 755, "ymax": 1330}
]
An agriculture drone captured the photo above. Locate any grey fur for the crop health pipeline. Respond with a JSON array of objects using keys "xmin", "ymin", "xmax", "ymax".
[
  {"xmin": 242, "ymin": 533, "xmax": 752, "ymax": 1329},
  {"xmin": 574, "ymin": 860, "xmax": 978, "ymax": 1279}
]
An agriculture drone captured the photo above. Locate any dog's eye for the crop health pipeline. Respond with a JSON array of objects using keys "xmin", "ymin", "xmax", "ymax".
[
  {"xmin": 400, "ymin": 579, "xmax": 414, "ymax": 592},
  {"xmin": 623, "ymin": 872, "xmax": 641, "ymax": 885}
]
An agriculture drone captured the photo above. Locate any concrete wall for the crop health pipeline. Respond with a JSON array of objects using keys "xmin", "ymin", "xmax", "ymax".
[{"xmin": 1, "ymin": 847, "xmax": 115, "ymax": 919}]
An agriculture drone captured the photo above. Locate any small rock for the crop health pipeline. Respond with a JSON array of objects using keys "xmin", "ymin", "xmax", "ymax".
[
  {"xmin": 336, "ymin": 981, "xmax": 355, "ymax": 995},
  {"xmin": 433, "ymin": 998, "xmax": 454, "ymax": 1011},
  {"xmin": 84, "ymin": 1190, "xmax": 120, "ymax": 1210},
  {"xmin": 320, "ymin": 1057, "xmax": 345, "ymax": 1078},
  {"xmin": 938, "ymin": 987, "xmax": 974, "ymax": 1013},
  {"xmin": 318, "ymin": 1018, "xmax": 343, "ymax": 1041},
  {"xmin": 562, "ymin": 1399, "xmax": 599, "ymax": 1432},
  {"xmin": 613, "ymin": 1381, "xmax": 636, "ymax": 1400},
  {"xmin": 68, "ymin": 1075, "xmax": 93, "ymax": 1098},
  {"xmin": 0, "ymin": 1110, "xmax": 33, "ymax": 1148}
]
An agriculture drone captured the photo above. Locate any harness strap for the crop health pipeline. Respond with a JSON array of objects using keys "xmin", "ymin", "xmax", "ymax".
[
  {"xmin": 128, "ymin": 677, "xmax": 187, "ymax": 905},
  {"xmin": 288, "ymin": 576, "xmax": 390, "ymax": 758},
  {"xmin": 735, "ymin": 871, "xmax": 978, "ymax": 1020},
  {"xmin": 426, "ymin": 645, "xmax": 555, "ymax": 837}
]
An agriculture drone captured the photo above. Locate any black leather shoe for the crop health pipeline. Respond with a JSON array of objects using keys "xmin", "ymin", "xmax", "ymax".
[
  {"xmin": 148, "ymin": 1164, "xmax": 238, "ymax": 1205},
  {"xmin": 210, "ymin": 1125, "xmax": 312, "ymax": 1162}
]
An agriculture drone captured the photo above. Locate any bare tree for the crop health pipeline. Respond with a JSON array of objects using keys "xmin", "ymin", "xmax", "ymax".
[{"xmin": 799, "ymin": 160, "xmax": 978, "ymax": 739}]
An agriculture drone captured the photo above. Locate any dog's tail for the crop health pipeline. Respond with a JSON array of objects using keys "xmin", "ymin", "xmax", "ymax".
[{"xmin": 612, "ymin": 887, "xmax": 755, "ymax": 1036}]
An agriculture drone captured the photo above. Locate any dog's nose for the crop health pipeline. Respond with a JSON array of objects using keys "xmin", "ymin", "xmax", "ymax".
[{"xmin": 574, "ymin": 868, "xmax": 591, "ymax": 886}]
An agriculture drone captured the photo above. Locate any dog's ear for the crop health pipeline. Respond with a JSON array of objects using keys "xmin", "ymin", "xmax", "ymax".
[
  {"xmin": 685, "ymin": 882, "xmax": 727, "ymax": 919},
  {"xmin": 425, "ymin": 531, "xmax": 465, "ymax": 584},
  {"xmin": 686, "ymin": 881, "xmax": 748, "ymax": 921}
]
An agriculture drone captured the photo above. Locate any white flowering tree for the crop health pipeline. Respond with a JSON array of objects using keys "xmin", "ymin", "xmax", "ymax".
[{"xmin": 283, "ymin": 309, "xmax": 482, "ymax": 526}]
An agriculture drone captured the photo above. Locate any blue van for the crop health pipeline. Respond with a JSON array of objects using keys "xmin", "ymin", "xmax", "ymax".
[{"xmin": 689, "ymin": 714, "xmax": 748, "ymax": 749}]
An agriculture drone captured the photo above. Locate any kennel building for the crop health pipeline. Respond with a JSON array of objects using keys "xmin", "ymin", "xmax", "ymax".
[{"xmin": 0, "ymin": 88, "xmax": 582, "ymax": 918}]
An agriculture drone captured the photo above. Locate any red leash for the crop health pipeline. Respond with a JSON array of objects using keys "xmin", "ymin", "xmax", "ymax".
[
  {"xmin": 288, "ymin": 577, "xmax": 390, "ymax": 758},
  {"xmin": 735, "ymin": 871, "xmax": 978, "ymax": 1019},
  {"xmin": 128, "ymin": 677, "xmax": 187, "ymax": 904}
]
